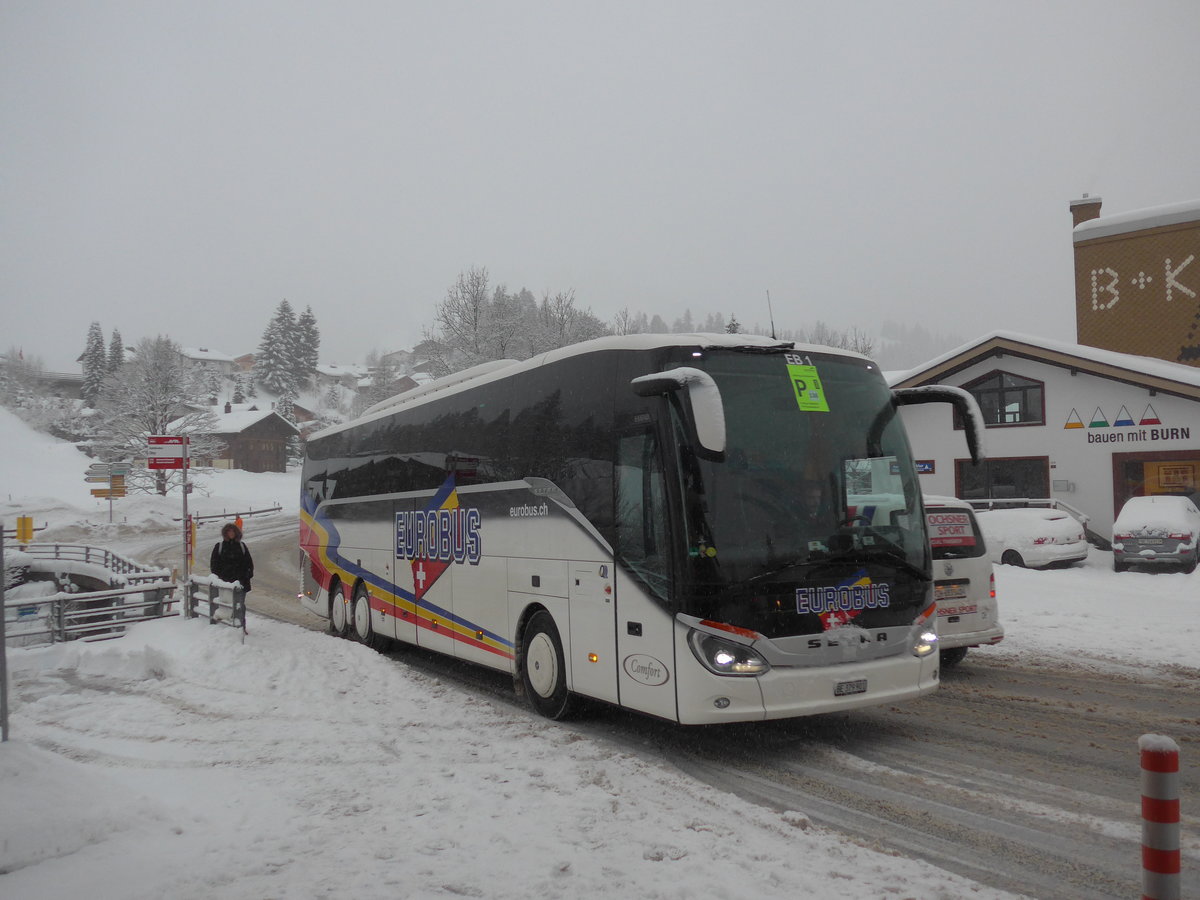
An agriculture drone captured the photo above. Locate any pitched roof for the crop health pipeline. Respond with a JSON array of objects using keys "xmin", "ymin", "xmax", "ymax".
[
  {"xmin": 169, "ymin": 407, "xmax": 299, "ymax": 436},
  {"xmin": 888, "ymin": 330, "xmax": 1200, "ymax": 401},
  {"xmin": 180, "ymin": 347, "xmax": 236, "ymax": 363}
]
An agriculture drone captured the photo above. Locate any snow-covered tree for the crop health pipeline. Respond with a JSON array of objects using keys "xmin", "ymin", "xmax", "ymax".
[
  {"xmin": 275, "ymin": 381, "xmax": 298, "ymax": 425},
  {"xmin": 81, "ymin": 322, "xmax": 107, "ymax": 407},
  {"xmin": 433, "ymin": 266, "xmax": 492, "ymax": 368},
  {"xmin": 107, "ymin": 328, "xmax": 125, "ymax": 373},
  {"xmin": 94, "ymin": 336, "xmax": 224, "ymax": 496},
  {"xmin": 612, "ymin": 306, "xmax": 647, "ymax": 336},
  {"xmin": 254, "ymin": 300, "xmax": 299, "ymax": 395},
  {"xmin": 726, "ymin": 314, "xmax": 741, "ymax": 334},
  {"xmin": 671, "ymin": 309, "xmax": 695, "ymax": 333},
  {"xmin": 295, "ymin": 305, "xmax": 320, "ymax": 388},
  {"xmin": 528, "ymin": 289, "xmax": 609, "ymax": 356},
  {"xmin": 232, "ymin": 374, "xmax": 247, "ymax": 404}
]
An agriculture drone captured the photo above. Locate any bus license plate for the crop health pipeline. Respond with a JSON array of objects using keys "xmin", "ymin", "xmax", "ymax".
[{"xmin": 835, "ymin": 679, "xmax": 868, "ymax": 697}]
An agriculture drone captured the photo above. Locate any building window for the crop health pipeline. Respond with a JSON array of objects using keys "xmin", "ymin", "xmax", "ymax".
[
  {"xmin": 956, "ymin": 456, "xmax": 1050, "ymax": 500},
  {"xmin": 959, "ymin": 370, "xmax": 1045, "ymax": 427}
]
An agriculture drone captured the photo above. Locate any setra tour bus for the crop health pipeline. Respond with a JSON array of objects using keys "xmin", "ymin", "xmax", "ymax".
[{"xmin": 299, "ymin": 333, "xmax": 984, "ymax": 724}]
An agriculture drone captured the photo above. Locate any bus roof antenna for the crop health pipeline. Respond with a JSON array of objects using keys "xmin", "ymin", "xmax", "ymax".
[{"xmin": 766, "ymin": 290, "xmax": 777, "ymax": 339}]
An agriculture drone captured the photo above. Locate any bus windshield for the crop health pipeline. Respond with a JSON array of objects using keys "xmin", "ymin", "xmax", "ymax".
[{"xmin": 664, "ymin": 348, "xmax": 928, "ymax": 637}]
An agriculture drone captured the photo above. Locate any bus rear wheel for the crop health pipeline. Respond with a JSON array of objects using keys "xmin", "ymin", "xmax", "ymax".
[
  {"xmin": 352, "ymin": 583, "xmax": 383, "ymax": 650},
  {"xmin": 520, "ymin": 610, "xmax": 577, "ymax": 720},
  {"xmin": 329, "ymin": 580, "xmax": 350, "ymax": 637}
]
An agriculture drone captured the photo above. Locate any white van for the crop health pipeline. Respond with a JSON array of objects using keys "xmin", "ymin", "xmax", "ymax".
[{"xmin": 924, "ymin": 496, "xmax": 1005, "ymax": 667}]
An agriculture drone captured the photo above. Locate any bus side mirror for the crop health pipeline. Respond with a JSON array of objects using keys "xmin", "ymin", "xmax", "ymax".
[
  {"xmin": 631, "ymin": 367, "xmax": 726, "ymax": 456},
  {"xmin": 893, "ymin": 385, "xmax": 987, "ymax": 465}
]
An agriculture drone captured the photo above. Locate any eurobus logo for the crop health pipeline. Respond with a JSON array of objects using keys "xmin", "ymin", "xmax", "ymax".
[
  {"xmin": 796, "ymin": 575, "xmax": 891, "ymax": 629},
  {"xmin": 395, "ymin": 507, "xmax": 482, "ymax": 565}
]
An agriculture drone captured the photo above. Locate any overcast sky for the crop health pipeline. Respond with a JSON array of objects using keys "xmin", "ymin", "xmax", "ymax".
[{"xmin": 4, "ymin": 1, "xmax": 1200, "ymax": 371}]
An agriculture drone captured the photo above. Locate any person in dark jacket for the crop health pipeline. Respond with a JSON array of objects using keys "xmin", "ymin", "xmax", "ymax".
[{"xmin": 210, "ymin": 522, "xmax": 253, "ymax": 593}]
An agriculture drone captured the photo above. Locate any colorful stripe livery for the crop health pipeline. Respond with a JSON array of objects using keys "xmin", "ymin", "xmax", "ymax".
[{"xmin": 300, "ymin": 475, "xmax": 514, "ymax": 660}]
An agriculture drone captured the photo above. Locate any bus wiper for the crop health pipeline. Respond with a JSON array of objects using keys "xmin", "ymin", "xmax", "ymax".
[
  {"xmin": 823, "ymin": 545, "xmax": 930, "ymax": 583},
  {"xmin": 748, "ymin": 556, "xmax": 814, "ymax": 583}
]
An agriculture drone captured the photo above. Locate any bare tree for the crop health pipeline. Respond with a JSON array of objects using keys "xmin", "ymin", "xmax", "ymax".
[
  {"xmin": 95, "ymin": 336, "xmax": 224, "ymax": 496},
  {"xmin": 434, "ymin": 266, "xmax": 492, "ymax": 366},
  {"xmin": 530, "ymin": 289, "xmax": 609, "ymax": 355},
  {"xmin": 611, "ymin": 306, "xmax": 646, "ymax": 336}
]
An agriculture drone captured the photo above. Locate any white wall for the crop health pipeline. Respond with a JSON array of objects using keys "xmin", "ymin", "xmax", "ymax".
[{"xmin": 899, "ymin": 355, "xmax": 1200, "ymax": 535}]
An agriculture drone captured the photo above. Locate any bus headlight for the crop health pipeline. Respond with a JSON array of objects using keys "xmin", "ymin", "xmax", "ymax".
[
  {"xmin": 911, "ymin": 630, "xmax": 939, "ymax": 658},
  {"xmin": 688, "ymin": 631, "xmax": 770, "ymax": 676}
]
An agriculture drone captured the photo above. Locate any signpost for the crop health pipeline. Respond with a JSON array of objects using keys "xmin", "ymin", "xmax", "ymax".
[
  {"xmin": 83, "ymin": 463, "xmax": 130, "ymax": 522},
  {"xmin": 149, "ymin": 436, "xmax": 190, "ymax": 586}
]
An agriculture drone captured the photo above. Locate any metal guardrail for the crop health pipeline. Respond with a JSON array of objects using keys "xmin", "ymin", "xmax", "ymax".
[
  {"xmin": 4, "ymin": 581, "xmax": 176, "ymax": 645},
  {"xmin": 174, "ymin": 505, "xmax": 282, "ymax": 524},
  {"xmin": 185, "ymin": 576, "xmax": 247, "ymax": 636},
  {"xmin": 13, "ymin": 542, "xmax": 171, "ymax": 582}
]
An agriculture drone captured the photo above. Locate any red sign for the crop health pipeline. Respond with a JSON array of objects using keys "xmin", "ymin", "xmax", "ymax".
[
  {"xmin": 148, "ymin": 457, "xmax": 185, "ymax": 469},
  {"xmin": 926, "ymin": 512, "xmax": 976, "ymax": 547},
  {"xmin": 149, "ymin": 435, "xmax": 185, "ymax": 446}
]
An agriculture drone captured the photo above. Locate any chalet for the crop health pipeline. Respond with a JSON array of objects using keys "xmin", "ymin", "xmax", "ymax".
[
  {"xmin": 179, "ymin": 347, "xmax": 237, "ymax": 378},
  {"xmin": 188, "ymin": 405, "xmax": 299, "ymax": 473}
]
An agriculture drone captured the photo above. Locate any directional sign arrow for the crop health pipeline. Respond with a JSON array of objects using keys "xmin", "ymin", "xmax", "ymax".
[
  {"xmin": 109, "ymin": 465, "xmax": 132, "ymax": 475},
  {"xmin": 87, "ymin": 464, "xmax": 113, "ymax": 473},
  {"xmin": 84, "ymin": 475, "xmax": 112, "ymax": 483}
]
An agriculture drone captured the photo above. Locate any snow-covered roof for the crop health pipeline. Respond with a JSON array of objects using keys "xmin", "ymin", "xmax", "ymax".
[
  {"xmin": 1073, "ymin": 198, "xmax": 1200, "ymax": 242},
  {"xmin": 317, "ymin": 363, "xmax": 369, "ymax": 378},
  {"xmin": 888, "ymin": 330, "xmax": 1200, "ymax": 398},
  {"xmin": 180, "ymin": 347, "xmax": 236, "ymax": 363},
  {"xmin": 169, "ymin": 406, "xmax": 298, "ymax": 435}
]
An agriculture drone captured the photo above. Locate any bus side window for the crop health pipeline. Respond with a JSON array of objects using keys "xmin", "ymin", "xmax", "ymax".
[{"xmin": 615, "ymin": 431, "xmax": 670, "ymax": 600}]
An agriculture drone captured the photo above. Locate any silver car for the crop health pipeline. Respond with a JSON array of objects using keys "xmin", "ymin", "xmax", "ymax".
[{"xmin": 1112, "ymin": 495, "xmax": 1200, "ymax": 573}]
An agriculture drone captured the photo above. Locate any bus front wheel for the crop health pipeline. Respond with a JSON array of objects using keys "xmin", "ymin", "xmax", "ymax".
[
  {"xmin": 329, "ymin": 580, "xmax": 350, "ymax": 637},
  {"xmin": 520, "ymin": 610, "xmax": 577, "ymax": 720}
]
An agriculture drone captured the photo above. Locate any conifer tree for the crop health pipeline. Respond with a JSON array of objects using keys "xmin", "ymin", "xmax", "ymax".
[
  {"xmin": 107, "ymin": 328, "xmax": 124, "ymax": 372},
  {"xmin": 82, "ymin": 321, "xmax": 107, "ymax": 407},
  {"xmin": 254, "ymin": 300, "xmax": 298, "ymax": 395},
  {"xmin": 295, "ymin": 306, "xmax": 320, "ymax": 387}
]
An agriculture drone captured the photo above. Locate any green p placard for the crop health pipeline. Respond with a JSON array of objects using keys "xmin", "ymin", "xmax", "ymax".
[{"xmin": 787, "ymin": 363, "xmax": 829, "ymax": 412}]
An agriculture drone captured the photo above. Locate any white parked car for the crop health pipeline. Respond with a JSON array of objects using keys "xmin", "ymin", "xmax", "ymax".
[
  {"xmin": 973, "ymin": 507, "xmax": 1089, "ymax": 569},
  {"xmin": 924, "ymin": 496, "xmax": 1004, "ymax": 667},
  {"xmin": 1112, "ymin": 495, "xmax": 1200, "ymax": 573}
]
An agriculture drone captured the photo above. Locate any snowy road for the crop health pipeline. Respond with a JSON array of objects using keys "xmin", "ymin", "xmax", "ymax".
[{"xmin": 147, "ymin": 515, "xmax": 1200, "ymax": 900}]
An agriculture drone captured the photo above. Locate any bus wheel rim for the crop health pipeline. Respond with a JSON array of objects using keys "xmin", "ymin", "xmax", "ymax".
[
  {"xmin": 331, "ymin": 590, "xmax": 347, "ymax": 632},
  {"xmin": 354, "ymin": 594, "xmax": 370, "ymax": 639},
  {"xmin": 526, "ymin": 632, "xmax": 558, "ymax": 698}
]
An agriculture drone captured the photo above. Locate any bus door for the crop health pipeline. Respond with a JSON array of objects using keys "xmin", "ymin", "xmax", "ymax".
[{"xmin": 613, "ymin": 429, "xmax": 679, "ymax": 721}]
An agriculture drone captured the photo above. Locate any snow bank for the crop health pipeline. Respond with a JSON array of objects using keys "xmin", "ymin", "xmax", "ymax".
[{"xmin": 0, "ymin": 617, "xmax": 1017, "ymax": 899}]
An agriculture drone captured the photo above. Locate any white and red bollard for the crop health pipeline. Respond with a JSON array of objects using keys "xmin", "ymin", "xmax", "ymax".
[{"xmin": 1139, "ymin": 733, "xmax": 1180, "ymax": 900}]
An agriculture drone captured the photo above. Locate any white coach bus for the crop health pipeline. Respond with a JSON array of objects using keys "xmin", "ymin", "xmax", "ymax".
[{"xmin": 299, "ymin": 334, "xmax": 983, "ymax": 724}]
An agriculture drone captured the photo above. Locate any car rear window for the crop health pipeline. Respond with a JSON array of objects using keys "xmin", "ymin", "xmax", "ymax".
[{"xmin": 926, "ymin": 507, "xmax": 987, "ymax": 559}]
